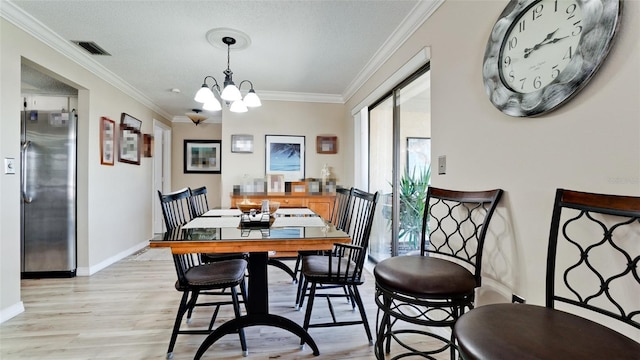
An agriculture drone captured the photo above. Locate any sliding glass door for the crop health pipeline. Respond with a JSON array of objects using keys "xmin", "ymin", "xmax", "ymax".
[{"xmin": 368, "ymin": 65, "xmax": 431, "ymax": 263}]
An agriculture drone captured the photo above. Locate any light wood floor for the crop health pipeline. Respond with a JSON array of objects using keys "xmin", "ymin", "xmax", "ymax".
[{"xmin": 0, "ymin": 248, "xmax": 445, "ymax": 359}]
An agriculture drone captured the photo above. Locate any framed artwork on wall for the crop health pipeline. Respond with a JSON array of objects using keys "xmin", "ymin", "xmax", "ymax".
[
  {"xmin": 100, "ymin": 117, "xmax": 115, "ymax": 166},
  {"xmin": 316, "ymin": 135, "xmax": 338, "ymax": 154},
  {"xmin": 120, "ymin": 112, "xmax": 142, "ymax": 131},
  {"xmin": 118, "ymin": 125, "xmax": 141, "ymax": 165},
  {"xmin": 184, "ymin": 139, "xmax": 221, "ymax": 174},
  {"xmin": 265, "ymin": 135, "xmax": 305, "ymax": 181},
  {"xmin": 406, "ymin": 137, "xmax": 431, "ymax": 175},
  {"xmin": 231, "ymin": 134, "xmax": 254, "ymax": 153}
]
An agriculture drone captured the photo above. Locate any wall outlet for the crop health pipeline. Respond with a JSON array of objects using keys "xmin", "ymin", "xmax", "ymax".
[
  {"xmin": 512, "ymin": 294, "xmax": 526, "ymax": 304},
  {"xmin": 438, "ymin": 155, "xmax": 446, "ymax": 175}
]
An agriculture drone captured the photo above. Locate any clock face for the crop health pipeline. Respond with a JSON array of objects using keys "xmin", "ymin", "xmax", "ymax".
[
  {"xmin": 500, "ymin": 0, "xmax": 583, "ymax": 94},
  {"xmin": 483, "ymin": 0, "xmax": 622, "ymax": 117}
]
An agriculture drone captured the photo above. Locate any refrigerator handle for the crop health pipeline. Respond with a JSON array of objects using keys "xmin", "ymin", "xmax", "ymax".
[{"xmin": 21, "ymin": 140, "xmax": 33, "ymax": 203}]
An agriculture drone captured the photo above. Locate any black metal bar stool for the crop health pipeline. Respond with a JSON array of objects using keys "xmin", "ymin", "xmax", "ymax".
[
  {"xmin": 454, "ymin": 188, "xmax": 640, "ymax": 359},
  {"xmin": 374, "ymin": 187, "xmax": 503, "ymax": 359}
]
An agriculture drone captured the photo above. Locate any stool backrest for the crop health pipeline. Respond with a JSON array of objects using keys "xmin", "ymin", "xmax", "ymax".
[
  {"xmin": 158, "ymin": 188, "xmax": 192, "ymax": 230},
  {"xmin": 546, "ymin": 188, "xmax": 640, "ymax": 331},
  {"xmin": 420, "ymin": 187, "xmax": 503, "ymax": 284},
  {"xmin": 330, "ymin": 186, "xmax": 354, "ymax": 230},
  {"xmin": 189, "ymin": 186, "xmax": 209, "ymax": 218}
]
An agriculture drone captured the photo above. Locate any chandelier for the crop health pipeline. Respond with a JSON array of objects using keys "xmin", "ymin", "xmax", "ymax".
[{"xmin": 194, "ymin": 36, "xmax": 261, "ymax": 113}]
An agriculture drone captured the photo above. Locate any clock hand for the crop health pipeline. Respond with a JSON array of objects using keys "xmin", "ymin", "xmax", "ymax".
[
  {"xmin": 523, "ymin": 35, "xmax": 570, "ymax": 58},
  {"xmin": 523, "ymin": 28, "xmax": 560, "ymax": 53}
]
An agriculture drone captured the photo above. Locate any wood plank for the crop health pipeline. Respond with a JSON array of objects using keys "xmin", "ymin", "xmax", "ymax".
[{"xmin": 0, "ymin": 248, "xmax": 446, "ymax": 360}]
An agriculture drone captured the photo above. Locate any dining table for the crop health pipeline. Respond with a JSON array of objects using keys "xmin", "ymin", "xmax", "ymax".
[{"xmin": 149, "ymin": 208, "xmax": 350, "ymax": 358}]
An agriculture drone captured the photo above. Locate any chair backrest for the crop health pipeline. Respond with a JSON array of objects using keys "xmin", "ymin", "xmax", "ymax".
[
  {"xmin": 330, "ymin": 186, "xmax": 354, "ymax": 230},
  {"xmin": 342, "ymin": 188, "xmax": 379, "ymax": 272},
  {"xmin": 546, "ymin": 188, "xmax": 640, "ymax": 331},
  {"xmin": 158, "ymin": 188, "xmax": 192, "ymax": 230},
  {"xmin": 189, "ymin": 186, "xmax": 209, "ymax": 218},
  {"xmin": 420, "ymin": 187, "xmax": 503, "ymax": 284}
]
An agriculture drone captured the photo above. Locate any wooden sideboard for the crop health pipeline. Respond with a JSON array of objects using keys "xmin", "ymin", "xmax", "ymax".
[{"xmin": 230, "ymin": 193, "xmax": 336, "ymax": 220}]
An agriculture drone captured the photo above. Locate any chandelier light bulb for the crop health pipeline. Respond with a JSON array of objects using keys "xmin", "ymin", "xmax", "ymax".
[
  {"xmin": 194, "ymin": 86, "xmax": 215, "ymax": 103},
  {"xmin": 229, "ymin": 99, "xmax": 248, "ymax": 113},
  {"xmin": 243, "ymin": 89, "xmax": 262, "ymax": 108},
  {"xmin": 203, "ymin": 98, "xmax": 222, "ymax": 111},
  {"xmin": 221, "ymin": 84, "xmax": 241, "ymax": 102}
]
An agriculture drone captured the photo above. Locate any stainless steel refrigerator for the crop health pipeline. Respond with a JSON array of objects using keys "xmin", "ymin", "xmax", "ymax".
[{"xmin": 21, "ymin": 109, "xmax": 77, "ymax": 278}]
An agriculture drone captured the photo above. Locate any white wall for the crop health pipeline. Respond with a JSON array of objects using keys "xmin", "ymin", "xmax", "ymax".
[
  {"xmin": 220, "ymin": 100, "xmax": 347, "ymax": 208},
  {"xmin": 346, "ymin": 0, "xmax": 639, "ymax": 338},
  {"xmin": 0, "ymin": 19, "xmax": 172, "ymax": 322}
]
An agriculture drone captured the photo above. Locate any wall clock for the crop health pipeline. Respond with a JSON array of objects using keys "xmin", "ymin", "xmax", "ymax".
[{"xmin": 483, "ymin": 0, "xmax": 622, "ymax": 117}]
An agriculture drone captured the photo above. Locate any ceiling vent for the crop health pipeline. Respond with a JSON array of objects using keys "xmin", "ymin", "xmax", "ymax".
[{"xmin": 71, "ymin": 41, "xmax": 111, "ymax": 56}]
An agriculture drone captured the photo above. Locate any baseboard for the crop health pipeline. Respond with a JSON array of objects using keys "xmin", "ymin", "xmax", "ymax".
[
  {"xmin": 0, "ymin": 301, "xmax": 25, "ymax": 324},
  {"xmin": 77, "ymin": 240, "xmax": 149, "ymax": 276}
]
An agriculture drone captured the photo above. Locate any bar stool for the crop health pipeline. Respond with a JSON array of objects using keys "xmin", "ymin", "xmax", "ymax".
[
  {"xmin": 374, "ymin": 187, "xmax": 503, "ymax": 359},
  {"xmin": 454, "ymin": 188, "xmax": 640, "ymax": 359}
]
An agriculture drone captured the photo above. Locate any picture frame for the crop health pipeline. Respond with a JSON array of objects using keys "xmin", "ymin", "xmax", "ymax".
[
  {"xmin": 267, "ymin": 174, "xmax": 286, "ymax": 194},
  {"xmin": 265, "ymin": 135, "xmax": 305, "ymax": 181},
  {"xmin": 118, "ymin": 125, "xmax": 141, "ymax": 165},
  {"xmin": 231, "ymin": 134, "xmax": 254, "ymax": 153},
  {"xmin": 316, "ymin": 135, "xmax": 338, "ymax": 154},
  {"xmin": 143, "ymin": 134, "xmax": 154, "ymax": 157},
  {"xmin": 120, "ymin": 112, "xmax": 142, "ymax": 131},
  {"xmin": 184, "ymin": 139, "xmax": 221, "ymax": 174},
  {"xmin": 406, "ymin": 137, "xmax": 431, "ymax": 176},
  {"xmin": 100, "ymin": 117, "xmax": 115, "ymax": 166}
]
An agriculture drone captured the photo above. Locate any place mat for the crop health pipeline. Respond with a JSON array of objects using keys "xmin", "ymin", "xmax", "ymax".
[
  {"xmin": 271, "ymin": 216, "xmax": 326, "ymax": 228},
  {"xmin": 202, "ymin": 209, "xmax": 242, "ymax": 217},
  {"xmin": 274, "ymin": 208, "xmax": 316, "ymax": 216},
  {"xmin": 182, "ymin": 216, "xmax": 240, "ymax": 229}
]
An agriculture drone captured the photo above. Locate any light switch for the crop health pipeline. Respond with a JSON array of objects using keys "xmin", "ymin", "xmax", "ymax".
[
  {"xmin": 4, "ymin": 158, "xmax": 16, "ymax": 174},
  {"xmin": 438, "ymin": 155, "xmax": 446, "ymax": 175}
]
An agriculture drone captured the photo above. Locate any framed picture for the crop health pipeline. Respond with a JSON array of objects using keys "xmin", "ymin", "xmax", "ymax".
[
  {"xmin": 184, "ymin": 140, "xmax": 221, "ymax": 174},
  {"xmin": 100, "ymin": 117, "xmax": 115, "ymax": 166},
  {"xmin": 267, "ymin": 174, "xmax": 285, "ymax": 194},
  {"xmin": 231, "ymin": 134, "xmax": 254, "ymax": 153},
  {"xmin": 265, "ymin": 135, "xmax": 305, "ymax": 181},
  {"xmin": 120, "ymin": 112, "xmax": 142, "ymax": 131},
  {"xmin": 316, "ymin": 135, "xmax": 338, "ymax": 154},
  {"xmin": 406, "ymin": 137, "xmax": 431, "ymax": 176},
  {"xmin": 118, "ymin": 125, "xmax": 141, "ymax": 165},
  {"xmin": 143, "ymin": 134, "xmax": 154, "ymax": 157}
]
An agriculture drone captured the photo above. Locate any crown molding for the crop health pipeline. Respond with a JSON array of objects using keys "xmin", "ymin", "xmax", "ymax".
[
  {"xmin": 1, "ymin": 1, "xmax": 173, "ymax": 120},
  {"xmin": 2, "ymin": 0, "xmax": 442, "ymax": 113},
  {"xmin": 342, "ymin": 0, "xmax": 444, "ymax": 103}
]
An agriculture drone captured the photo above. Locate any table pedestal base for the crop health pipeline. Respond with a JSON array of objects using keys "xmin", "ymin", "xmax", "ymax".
[{"xmin": 194, "ymin": 314, "xmax": 320, "ymax": 358}]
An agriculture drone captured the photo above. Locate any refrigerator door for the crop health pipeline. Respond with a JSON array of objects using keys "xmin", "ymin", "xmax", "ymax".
[{"xmin": 21, "ymin": 110, "xmax": 76, "ymax": 276}]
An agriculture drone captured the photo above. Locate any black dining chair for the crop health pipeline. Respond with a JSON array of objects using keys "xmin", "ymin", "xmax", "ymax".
[
  {"xmin": 293, "ymin": 186, "xmax": 354, "ymax": 296},
  {"xmin": 158, "ymin": 189, "xmax": 249, "ymax": 359},
  {"xmin": 454, "ymin": 188, "xmax": 640, "ymax": 360},
  {"xmin": 298, "ymin": 188, "xmax": 379, "ymax": 345},
  {"xmin": 373, "ymin": 187, "xmax": 503, "ymax": 360},
  {"xmin": 187, "ymin": 186, "xmax": 248, "ymax": 263}
]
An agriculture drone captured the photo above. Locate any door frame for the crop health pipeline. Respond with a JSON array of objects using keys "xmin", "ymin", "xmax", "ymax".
[{"xmin": 152, "ymin": 119, "xmax": 171, "ymax": 234}]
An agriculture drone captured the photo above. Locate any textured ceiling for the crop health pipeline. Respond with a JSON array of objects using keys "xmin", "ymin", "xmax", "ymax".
[{"xmin": 5, "ymin": 0, "xmax": 440, "ymax": 120}]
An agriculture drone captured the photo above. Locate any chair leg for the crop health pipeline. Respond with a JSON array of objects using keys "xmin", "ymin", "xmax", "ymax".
[
  {"xmin": 295, "ymin": 273, "xmax": 306, "ymax": 310},
  {"xmin": 186, "ymin": 290, "xmax": 200, "ymax": 323},
  {"xmin": 296, "ymin": 277, "xmax": 309, "ymax": 311},
  {"xmin": 292, "ymin": 253, "xmax": 302, "ymax": 280},
  {"xmin": 231, "ymin": 286, "xmax": 249, "ymax": 356},
  {"xmin": 375, "ymin": 294, "xmax": 391, "ymax": 359},
  {"xmin": 167, "ymin": 291, "xmax": 190, "ymax": 359},
  {"xmin": 300, "ymin": 282, "xmax": 317, "ymax": 345},
  {"xmin": 351, "ymin": 285, "xmax": 373, "ymax": 345}
]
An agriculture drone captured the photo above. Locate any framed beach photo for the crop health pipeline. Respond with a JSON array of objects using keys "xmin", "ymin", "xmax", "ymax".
[
  {"xmin": 265, "ymin": 135, "xmax": 305, "ymax": 181},
  {"xmin": 184, "ymin": 140, "xmax": 221, "ymax": 174}
]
